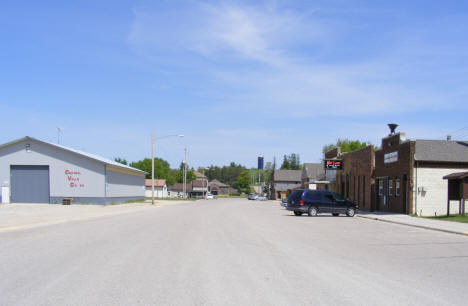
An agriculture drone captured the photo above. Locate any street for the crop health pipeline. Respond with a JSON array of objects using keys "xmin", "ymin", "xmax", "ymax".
[{"xmin": 1, "ymin": 198, "xmax": 468, "ymax": 305}]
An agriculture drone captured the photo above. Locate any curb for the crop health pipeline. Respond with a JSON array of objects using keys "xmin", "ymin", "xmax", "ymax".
[{"xmin": 357, "ymin": 214, "xmax": 468, "ymax": 236}]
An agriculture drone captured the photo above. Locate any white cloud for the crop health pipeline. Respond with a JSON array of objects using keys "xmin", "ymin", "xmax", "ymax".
[{"xmin": 126, "ymin": 2, "xmax": 467, "ymax": 118}]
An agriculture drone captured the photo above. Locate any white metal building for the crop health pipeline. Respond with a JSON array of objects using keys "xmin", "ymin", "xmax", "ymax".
[{"xmin": 0, "ymin": 136, "xmax": 146, "ymax": 204}]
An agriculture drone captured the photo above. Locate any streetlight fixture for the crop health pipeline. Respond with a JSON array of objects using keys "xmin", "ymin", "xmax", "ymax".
[{"xmin": 152, "ymin": 133, "xmax": 184, "ymax": 205}]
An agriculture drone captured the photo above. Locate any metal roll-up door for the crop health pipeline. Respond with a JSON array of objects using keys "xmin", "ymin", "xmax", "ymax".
[{"xmin": 10, "ymin": 165, "xmax": 50, "ymax": 203}]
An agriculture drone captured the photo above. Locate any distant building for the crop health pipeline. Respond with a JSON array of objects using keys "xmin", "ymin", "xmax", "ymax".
[
  {"xmin": 208, "ymin": 179, "xmax": 237, "ymax": 195},
  {"xmin": 168, "ymin": 177, "xmax": 208, "ymax": 198},
  {"xmin": 168, "ymin": 183, "xmax": 191, "ymax": 198},
  {"xmin": 301, "ymin": 163, "xmax": 325, "ymax": 190},
  {"xmin": 145, "ymin": 179, "xmax": 167, "ymax": 198},
  {"xmin": 270, "ymin": 170, "xmax": 302, "ymax": 200}
]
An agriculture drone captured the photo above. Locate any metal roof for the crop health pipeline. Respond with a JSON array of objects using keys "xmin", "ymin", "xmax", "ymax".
[
  {"xmin": 145, "ymin": 179, "xmax": 167, "ymax": 187},
  {"xmin": 209, "ymin": 179, "xmax": 228, "ymax": 187},
  {"xmin": 302, "ymin": 163, "xmax": 325, "ymax": 180},
  {"xmin": 0, "ymin": 136, "xmax": 147, "ymax": 175},
  {"xmin": 273, "ymin": 170, "xmax": 302, "ymax": 182},
  {"xmin": 414, "ymin": 140, "xmax": 468, "ymax": 163},
  {"xmin": 273, "ymin": 183, "xmax": 302, "ymax": 192}
]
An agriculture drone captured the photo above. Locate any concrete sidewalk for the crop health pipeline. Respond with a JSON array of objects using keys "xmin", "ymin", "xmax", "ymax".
[{"xmin": 358, "ymin": 211, "xmax": 468, "ymax": 236}]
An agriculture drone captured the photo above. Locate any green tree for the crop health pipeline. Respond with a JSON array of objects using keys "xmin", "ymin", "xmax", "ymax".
[
  {"xmin": 203, "ymin": 162, "xmax": 247, "ymax": 186},
  {"xmin": 175, "ymin": 169, "xmax": 196, "ymax": 184},
  {"xmin": 114, "ymin": 157, "xmax": 127, "ymax": 165},
  {"xmin": 234, "ymin": 170, "xmax": 251, "ymax": 194},
  {"xmin": 129, "ymin": 158, "xmax": 177, "ymax": 185},
  {"xmin": 322, "ymin": 139, "xmax": 371, "ymax": 155},
  {"xmin": 280, "ymin": 154, "xmax": 301, "ymax": 170},
  {"xmin": 280, "ymin": 155, "xmax": 290, "ymax": 170}
]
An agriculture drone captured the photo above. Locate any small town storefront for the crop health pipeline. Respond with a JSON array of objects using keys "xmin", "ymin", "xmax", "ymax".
[{"xmin": 374, "ymin": 132, "xmax": 413, "ymax": 214}]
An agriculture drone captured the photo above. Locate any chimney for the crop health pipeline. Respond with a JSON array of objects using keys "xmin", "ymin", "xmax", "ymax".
[
  {"xmin": 388, "ymin": 123, "xmax": 398, "ymax": 135},
  {"xmin": 447, "ymin": 135, "xmax": 451, "ymax": 141}
]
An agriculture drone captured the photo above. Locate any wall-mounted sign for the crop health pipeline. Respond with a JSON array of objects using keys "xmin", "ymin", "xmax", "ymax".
[
  {"xmin": 324, "ymin": 159, "xmax": 343, "ymax": 170},
  {"xmin": 384, "ymin": 151, "xmax": 398, "ymax": 163},
  {"xmin": 65, "ymin": 170, "xmax": 85, "ymax": 188}
]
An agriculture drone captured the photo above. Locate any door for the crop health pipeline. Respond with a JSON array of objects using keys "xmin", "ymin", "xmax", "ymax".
[
  {"xmin": 319, "ymin": 193, "xmax": 334, "ymax": 213},
  {"xmin": 331, "ymin": 192, "xmax": 347, "ymax": 213},
  {"xmin": 378, "ymin": 179, "xmax": 387, "ymax": 211},
  {"xmin": 10, "ymin": 165, "xmax": 50, "ymax": 203},
  {"xmin": 402, "ymin": 174, "xmax": 408, "ymax": 214}
]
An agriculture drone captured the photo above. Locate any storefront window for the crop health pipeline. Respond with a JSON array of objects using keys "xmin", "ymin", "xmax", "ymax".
[
  {"xmin": 395, "ymin": 178, "xmax": 400, "ymax": 196},
  {"xmin": 378, "ymin": 180, "xmax": 383, "ymax": 196},
  {"xmin": 388, "ymin": 179, "xmax": 393, "ymax": 196}
]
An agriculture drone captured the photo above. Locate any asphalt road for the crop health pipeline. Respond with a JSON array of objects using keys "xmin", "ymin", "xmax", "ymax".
[{"xmin": 1, "ymin": 198, "xmax": 468, "ymax": 306}]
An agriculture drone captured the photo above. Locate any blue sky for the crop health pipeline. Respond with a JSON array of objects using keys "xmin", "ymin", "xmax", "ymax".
[{"xmin": 1, "ymin": 0, "xmax": 467, "ymax": 169}]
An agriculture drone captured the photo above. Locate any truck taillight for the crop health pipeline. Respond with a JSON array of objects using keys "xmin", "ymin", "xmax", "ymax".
[{"xmin": 299, "ymin": 200, "xmax": 304, "ymax": 206}]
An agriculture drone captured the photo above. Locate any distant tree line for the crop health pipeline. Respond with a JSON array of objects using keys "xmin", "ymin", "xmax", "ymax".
[
  {"xmin": 201, "ymin": 162, "xmax": 253, "ymax": 194},
  {"xmin": 114, "ymin": 157, "xmax": 196, "ymax": 186},
  {"xmin": 202, "ymin": 162, "xmax": 246, "ymax": 186},
  {"xmin": 322, "ymin": 139, "xmax": 376, "ymax": 155}
]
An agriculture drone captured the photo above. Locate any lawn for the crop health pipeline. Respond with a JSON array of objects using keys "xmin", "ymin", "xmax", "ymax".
[{"xmin": 426, "ymin": 214, "xmax": 468, "ymax": 223}]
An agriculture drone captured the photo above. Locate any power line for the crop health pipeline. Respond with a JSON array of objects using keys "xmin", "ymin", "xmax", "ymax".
[{"xmin": 440, "ymin": 125, "xmax": 468, "ymax": 139}]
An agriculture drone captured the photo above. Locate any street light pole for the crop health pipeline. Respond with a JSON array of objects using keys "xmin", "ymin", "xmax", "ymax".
[
  {"xmin": 151, "ymin": 134, "xmax": 184, "ymax": 205},
  {"xmin": 151, "ymin": 132, "xmax": 155, "ymax": 205}
]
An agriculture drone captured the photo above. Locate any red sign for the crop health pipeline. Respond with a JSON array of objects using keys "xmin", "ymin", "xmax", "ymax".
[{"xmin": 324, "ymin": 159, "xmax": 343, "ymax": 170}]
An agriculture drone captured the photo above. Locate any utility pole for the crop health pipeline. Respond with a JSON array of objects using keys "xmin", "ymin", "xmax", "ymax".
[
  {"xmin": 202, "ymin": 167, "xmax": 207, "ymax": 198},
  {"xmin": 151, "ymin": 132, "xmax": 155, "ymax": 205}
]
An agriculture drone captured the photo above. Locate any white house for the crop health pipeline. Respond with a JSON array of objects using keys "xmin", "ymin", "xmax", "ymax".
[{"xmin": 145, "ymin": 179, "xmax": 168, "ymax": 198}]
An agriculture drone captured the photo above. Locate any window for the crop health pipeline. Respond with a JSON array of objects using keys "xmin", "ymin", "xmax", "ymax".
[
  {"xmin": 331, "ymin": 192, "xmax": 344, "ymax": 201},
  {"xmin": 288, "ymin": 190, "xmax": 303, "ymax": 202},
  {"xmin": 378, "ymin": 180, "xmax": 383, "ymax": 196},
  {"xmin": 388, "ymin": 179, "xmax": 393, "ymax": 196},
  {"xmin": 395, "ymin": 178, "xmax": 400, "ymax": 196},
  {"xmin": 305, "ymin": 191, "xmax": 320, "ymax": 201},
  {"xmin": 320, "ymin": 193, "xmax": 333, "ymax": 202}
]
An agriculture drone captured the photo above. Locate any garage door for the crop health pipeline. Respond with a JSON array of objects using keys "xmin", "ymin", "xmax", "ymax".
[{"xmin": 10, "ymin": 165, "xmax": 50, "ymax": 203}]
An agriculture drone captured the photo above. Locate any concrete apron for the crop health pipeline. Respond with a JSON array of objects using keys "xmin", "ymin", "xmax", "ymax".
[{"xmin": 358, "ymin": 211, "xmax": 468, "ymax": 236}]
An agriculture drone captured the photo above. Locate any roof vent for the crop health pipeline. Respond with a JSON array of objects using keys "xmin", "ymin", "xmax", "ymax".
[{"xmin": 388, "ymin": 123, "xmax": 398, "ymax": 135}]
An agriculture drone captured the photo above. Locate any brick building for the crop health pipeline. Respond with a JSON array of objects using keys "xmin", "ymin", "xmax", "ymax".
[
  {"xmin": 374, "ymin": 132, "xmax": 413, "ymax": 214},
  {"xmin": 375, "ymin": 131, "xmax": 468, "ymax": 215},
  {"xmin": 324, "ymin": 145, "xmax": 375, "ymax": 211}
]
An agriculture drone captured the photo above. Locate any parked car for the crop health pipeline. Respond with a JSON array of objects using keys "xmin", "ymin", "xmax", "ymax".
[
  {"xmin": 257, "ymin": 195, "xmax": 268, "ymax": 201},
  {"xmin": 286, "ymin": 189, "xmax": 357, "ymax": 217},
  {"xmin": 205, "ymin": 193, "xmax": 214, "ymax": 199},
  {"xmin": 247, "ymin": 194, "xmax": 258, "ymax": 200}
]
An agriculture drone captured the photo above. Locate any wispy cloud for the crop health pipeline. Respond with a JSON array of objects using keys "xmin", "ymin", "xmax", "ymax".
[{"xmin": 127, "ymin": 1, "xmax": 467, "ymax": 119}]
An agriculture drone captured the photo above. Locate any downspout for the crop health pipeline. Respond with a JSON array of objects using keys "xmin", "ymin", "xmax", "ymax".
[{"xmin": 414, "ymin": 161, "xmax": 418, "ymax": 216}]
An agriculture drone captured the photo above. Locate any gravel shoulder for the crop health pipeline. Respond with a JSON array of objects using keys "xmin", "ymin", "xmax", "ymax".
[{"xmin": 0, "ymin": 200, "xmax": 189, "ymax": 231}]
